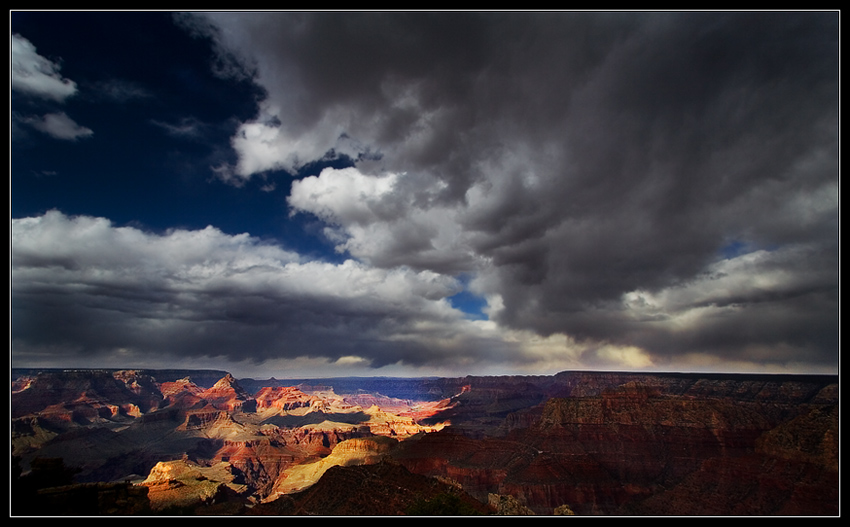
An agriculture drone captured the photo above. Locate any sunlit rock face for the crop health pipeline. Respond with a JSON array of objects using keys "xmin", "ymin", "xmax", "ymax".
[
  {"xmin": 267, "ymin": 436, "xmax": 399, "ymax": 498},
  {"xmin": 141, "ymin": 459, "xmax": 250, "ymax": 512},
  {"xmin": 157, "ymin": 378, "xmax": 207, "ymax": 410},
  {"xmin": 198, "ymin": 373, "xmax": 257, "ymax": 413},
  {"xmin": 253, "ymin": 386, "xmax": 318, "ymax": 411}
]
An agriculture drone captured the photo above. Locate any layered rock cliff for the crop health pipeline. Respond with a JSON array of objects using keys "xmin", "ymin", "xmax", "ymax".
[
  {"xmin": 198, "ymin": 374, "xmax": 257, "ymax": 413},
  {"xmin": 11, "ymin": 369, "xmax": 163, "ymax": 421},
  {"xmin": 394, "ymin": 375, "xmax": 839, "ymax": 515}
]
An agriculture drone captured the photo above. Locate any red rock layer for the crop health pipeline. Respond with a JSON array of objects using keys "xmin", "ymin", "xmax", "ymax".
[
  {"xmin": 396, "ymin": 380, "xmax": 839, "ymax": 515},
  {"xmin": 254, "ymin": 386, "xmax": 318, "ymax": 411},
  {"xmin": 198, "ymin": 374, "xmax": 256, "ymax": 412}
]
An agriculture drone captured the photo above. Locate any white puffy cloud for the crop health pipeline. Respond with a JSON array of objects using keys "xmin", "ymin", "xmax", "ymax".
[
  {"xmin": 12, "ymin": 34, "xmax": 93, "ymax": 141},
  {"xmin": 288, "ymin": 166, "xmax": 480, "ymax": 274},
  {"xmin": 11, "ymin": 34, "xmax": 78, "ymax": 102},
  {"xmin": 21, "ymin": 111, "xmax": 93, "ymax": 140},
  {"xmin": 227, "ymin": 104, "xmax": 362, "ymax": 180}
]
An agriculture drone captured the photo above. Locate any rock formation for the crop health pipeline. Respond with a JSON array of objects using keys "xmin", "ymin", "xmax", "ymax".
[
  {"xmin": 267, "ymin": 436, "xmax": 398, "ymax": 498},
  {"xmin": 157, "ymin": 377, "xmax": 207, "ymax": 410},
  {"xmin": 254, "ymin": 386, "xmax": 318, "ymax": 411},
  {"xmin": 249, "ymin": 458, "xmax": 490, "ymax": 516},
  {"xmin": 11, "ymin": 369, "xmax": 163, "ymax": 421},
  {"xmin": 141, "ymin": 459, "xmax": 250, "ymax": 512},
  {"xmin": 198, "ymin": 374, "xmax": 257, "ymax": 413}
]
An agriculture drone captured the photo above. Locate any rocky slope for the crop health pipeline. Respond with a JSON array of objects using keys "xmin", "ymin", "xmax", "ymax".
[
  {"xmin": 247, "ymin": 458, "xmax": 491, "ymax": 516},
  {"xmin": 267, "ymin": 436, "xmax": 399, "ymax": 498}
]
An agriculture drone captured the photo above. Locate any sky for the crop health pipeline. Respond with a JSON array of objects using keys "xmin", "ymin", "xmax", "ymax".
[{"xmin": 10, "ymin": 11, "xmax": 839, "ymax": 379}]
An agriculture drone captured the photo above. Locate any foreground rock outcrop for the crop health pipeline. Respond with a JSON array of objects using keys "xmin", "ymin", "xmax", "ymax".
[{"xmin": 141, "ymin": 459, "xmax": 250, "ymax": 513}]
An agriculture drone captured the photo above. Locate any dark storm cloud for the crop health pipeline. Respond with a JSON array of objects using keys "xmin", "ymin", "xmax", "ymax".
[{"xmin": 188, "ymin": 11, "xmax": 837, "ymax": 372}]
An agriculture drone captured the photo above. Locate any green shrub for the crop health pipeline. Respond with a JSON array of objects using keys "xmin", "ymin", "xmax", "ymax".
[{"xmin": 406, "ymin": 492, "xmax": 484, "ymax": 516}]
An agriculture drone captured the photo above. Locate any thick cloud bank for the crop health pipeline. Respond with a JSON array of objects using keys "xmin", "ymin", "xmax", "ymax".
[{"xmin": 11, "ymin": 211, "xmax": 522, "ymax": 375}]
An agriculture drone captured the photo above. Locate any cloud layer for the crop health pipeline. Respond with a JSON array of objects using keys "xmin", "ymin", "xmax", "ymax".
[
  {"xmin": 11, "ymin": 12, "xmax": 839, "ymax": 376},
  {"xmin": 12, "ymin": 211, "xmax": 524, "ymax": 375}
]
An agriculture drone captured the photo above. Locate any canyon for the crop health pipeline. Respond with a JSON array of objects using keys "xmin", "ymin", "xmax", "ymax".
[{"xmin": 11, "ymin": 368, "xmax": 838, "ymax": 515}]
